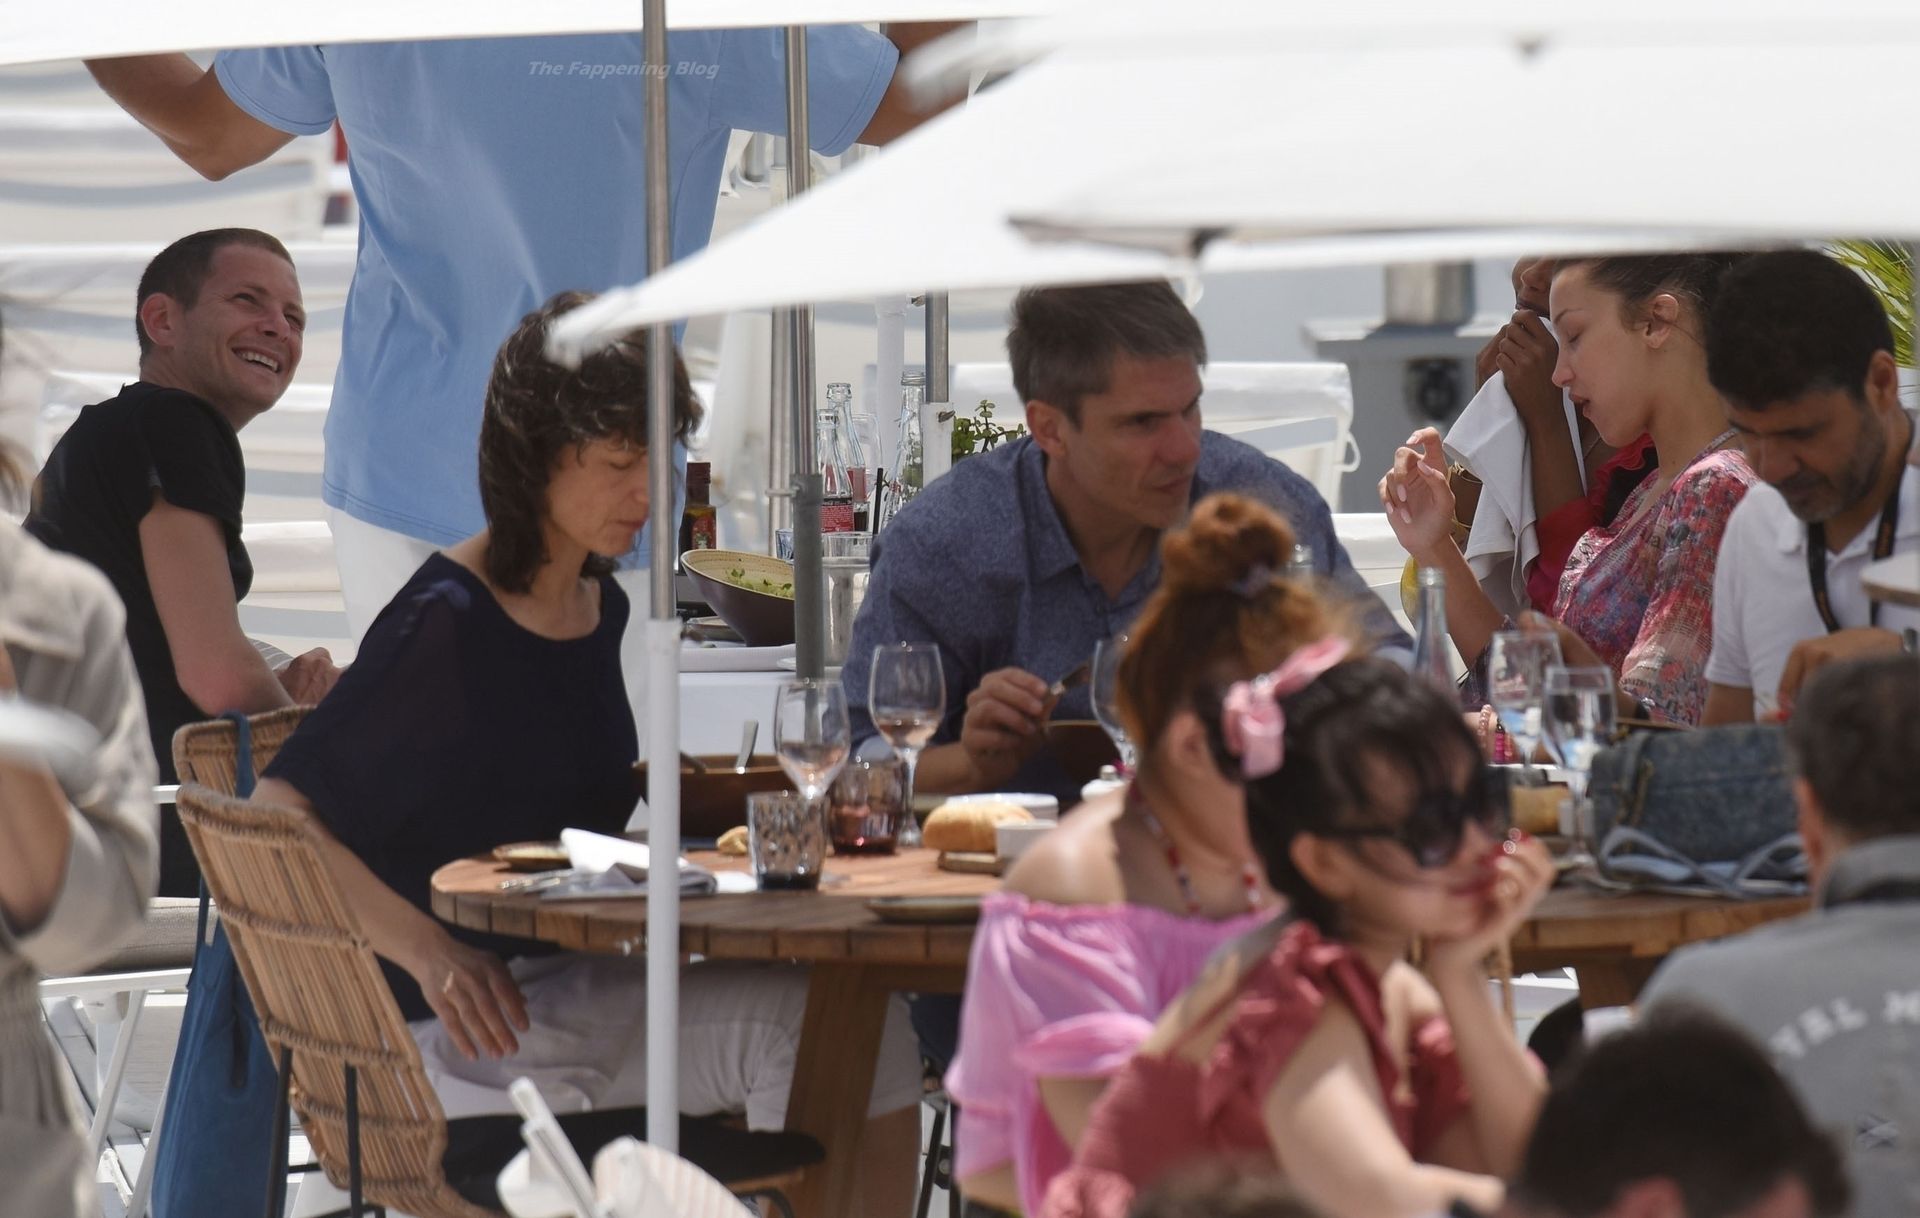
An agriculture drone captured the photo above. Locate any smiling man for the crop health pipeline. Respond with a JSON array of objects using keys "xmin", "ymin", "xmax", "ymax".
[
  {"xmin": 843, "ymin": 281, "xmax": 1406, "ymax": 807},
  {"xmin": 1700, "ymin": 249, "xmax": 1920, "ymax": 724},
  {"xmin": 26, "ymin": 228, "xmax": 341, "ymax": 895}
]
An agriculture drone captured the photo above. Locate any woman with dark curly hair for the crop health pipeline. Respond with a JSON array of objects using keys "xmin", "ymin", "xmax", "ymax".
[{"xmin": 251, "ymin": 293, "xmax": 924, "ymax": 1215}]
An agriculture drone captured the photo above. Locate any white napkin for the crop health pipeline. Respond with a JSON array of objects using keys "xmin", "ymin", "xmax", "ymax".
[
  {"xmin": 545, "ymin": 828, "xmax": 720, "ymax": 900},
  {"xmin": 1442, "ymin": 370, "xmax": 1585, "ymax": 615},
  {"xmin": 678, "ymin": 642, "xmax": 796, "ymax": 673}
]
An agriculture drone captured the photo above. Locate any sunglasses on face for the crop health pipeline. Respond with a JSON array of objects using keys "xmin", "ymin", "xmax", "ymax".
[{"xmin": 1318, "ymin": 768, "xmax": 1510, "ymax": 870}]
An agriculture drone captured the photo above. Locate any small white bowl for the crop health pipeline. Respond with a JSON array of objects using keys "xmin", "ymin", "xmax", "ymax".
[{"xmin": 996, "ymin": 820, "xmax": 1057, "ymax": 865}]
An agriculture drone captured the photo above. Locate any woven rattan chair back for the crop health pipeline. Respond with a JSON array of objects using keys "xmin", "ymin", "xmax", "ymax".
[
  {"xmin": 171, "ymin": 706, "xmax": 312, "ymax": 797},
  {"xmin": 175, "ymin": 782, "xmax": 494, "ymax": 1218}
]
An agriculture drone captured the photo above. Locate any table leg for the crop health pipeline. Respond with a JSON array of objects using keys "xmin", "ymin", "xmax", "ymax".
[{"xmin": 783, "ymin": 961, "xmax": 892, "ymax": 1218}]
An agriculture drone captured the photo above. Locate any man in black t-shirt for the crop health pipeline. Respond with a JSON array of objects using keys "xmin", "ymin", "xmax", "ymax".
[{"xmin": 26, "ymin": 227, "xmax": 342, "ymax": 894}]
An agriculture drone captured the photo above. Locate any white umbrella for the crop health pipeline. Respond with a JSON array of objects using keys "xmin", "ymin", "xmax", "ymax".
[
  {"xmin": 545, "ymin": 37, "xmax": 1741, "ymax": 347},
  {"xmin": 1, "ymin": 0, "xmax": 1059, "ymax": 67},
  {"xmin": 1013, "ymin": 40, "xmax": 1920, "ymax": 257}
]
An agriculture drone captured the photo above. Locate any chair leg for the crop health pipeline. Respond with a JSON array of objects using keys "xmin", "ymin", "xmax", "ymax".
[
  {"xmin": 124, "ymin": 1067, "xmax": 170, "ymax": 1218},
  {"xmin": 915, "ymin": 1104, "xmax": 947, "ymax": 1218},
  {"xmin": 87, "ymin": 989, "xmax": 147, "ymax": 1154},
  {"xmin": 267, "ymin": 1045, "xmax": 293, "ymax": 1218},
  {"xmin": 345, "ymin": 1064, "xmax": 364, "ymax": 1218}
]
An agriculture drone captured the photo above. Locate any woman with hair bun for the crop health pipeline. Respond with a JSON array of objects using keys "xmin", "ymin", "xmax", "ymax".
[
  {"xmin": 1041, "ymin": 657, "xmax": 1552, "ymax": 1218},
  {"xmin": 948, "ymin": 492, "xmax": 1362, "ymax": 1215}
]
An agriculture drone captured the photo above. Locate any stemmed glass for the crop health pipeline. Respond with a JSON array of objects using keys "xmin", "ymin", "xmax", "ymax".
[
  {"xmin": 1487, "ymin": 630, "xmax": 1563, "ymax": 778},
  {"xmin": 868, "ymin": 643, "xmax": 946, "ymax": 848},
  {"xmin": 1091, "ymin": 632, "xmax": 1136, "ymax": 772},
  {"xmin": 1541, "ymin": 665, "xmax": 1617, "ymax": 858},
  {"xmin": 772, "ymin": 679, "xmax": 851, "ymax": 803}
]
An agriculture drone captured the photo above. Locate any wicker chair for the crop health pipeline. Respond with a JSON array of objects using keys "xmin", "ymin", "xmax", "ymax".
[
  {"xmin": 171, "ymin": 704, "xmax": 312, "ymax": 796},
  {"xmin": 174, "ymin": 783, "xmax": 821, "ymax": 1218}
]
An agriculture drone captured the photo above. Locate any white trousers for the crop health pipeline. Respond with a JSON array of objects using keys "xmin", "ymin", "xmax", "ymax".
[
  {"xmin": 328, "ymin": 506, "xmax": 657, "ymax": 747},
  {"xmin": 409, "ymin": 955, "xmax": 923, "ymax": 1129}
]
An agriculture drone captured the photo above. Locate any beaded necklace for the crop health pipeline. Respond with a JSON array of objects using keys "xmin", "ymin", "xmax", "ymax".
[{"xmin": 1126, "ymin": 784, "xmax": 1266, "ymax": 917}]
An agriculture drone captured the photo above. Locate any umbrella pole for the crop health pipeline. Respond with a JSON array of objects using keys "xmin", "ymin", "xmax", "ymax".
[
  {"xmin": 925, "ymin": 290, "xmax": 951, "ymax": 477},
  {"xmin": 641, "ymin": 0, "xmax": 682, "ymax": 1155},
  {"xmin": 786, "ymin": 25, "xmax": 826, "ymax": 681}
]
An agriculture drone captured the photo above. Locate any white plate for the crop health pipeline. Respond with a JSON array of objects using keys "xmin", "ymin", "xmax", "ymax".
[
  {"xmin": 774, "ymin": 657, "xmax": 844, "ymax": 679},
  {"xmin": 930, "ymin": 791, "xmax": 1060, "ymax": 823}
]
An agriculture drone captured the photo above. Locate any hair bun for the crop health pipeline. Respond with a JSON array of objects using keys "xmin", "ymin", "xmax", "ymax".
[{"xmin": 1161, "ymin": 493, "xmax": 1298, "ymax": 596}]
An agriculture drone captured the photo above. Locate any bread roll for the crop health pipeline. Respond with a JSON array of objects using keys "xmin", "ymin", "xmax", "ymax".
[
  {"xmin": 716, "ymin": 825, "xmax": 750, "ymax": 856},
  {"xmin": 922, "ymin": 799, "xmax": 1032, "ymax": 853}
]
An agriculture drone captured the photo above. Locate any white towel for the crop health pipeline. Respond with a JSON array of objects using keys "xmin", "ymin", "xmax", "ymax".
[{"xmin": 1442, "ymin": 370, "xmax": 1584, "ymax": 616}]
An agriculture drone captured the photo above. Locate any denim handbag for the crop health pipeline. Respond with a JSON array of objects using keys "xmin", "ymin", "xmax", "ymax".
[
  {"xmin": 152, "ymin": 713, "xmax": 281, "ymax": 1218},
  {"xmin": 1586, "ymin": 724, "xmax": 1799, "ymax": 863}
]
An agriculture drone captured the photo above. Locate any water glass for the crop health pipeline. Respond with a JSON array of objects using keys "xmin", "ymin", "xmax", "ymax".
[
  {"xmin": 1542, "ymin": 665, "xmax": 1617, "ymax": 853},
  {"xmin": 746, "ymin": 791, "xmax": 829, "ymax": 890},
  {"xmin": 869, "ymin": 643, "xmax": 947, "ymax": 847},
  {"xmin": 1092, "ymin": 632, "xmax": 1136, "ymax": 771},
  {"xmin": 1488, "ymin": 630, "xmax": 1563, "ymax": 772},
  {"xmin": 828, "ymin": 756, "xmax": 906, "ymax": 855},
  {"xmin": 772, "ymin": 679, "xmax": 850, "ymax": 801}
]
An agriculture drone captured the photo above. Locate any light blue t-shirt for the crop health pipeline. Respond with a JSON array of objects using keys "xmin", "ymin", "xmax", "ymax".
[{"xmin": 215, "ymin": 30, "xmax": 897, "ymax": 553}]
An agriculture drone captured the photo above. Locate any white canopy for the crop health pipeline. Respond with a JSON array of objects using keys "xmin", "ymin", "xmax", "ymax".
[
  {"xmin": 0, "ymin": 0, "xmax": 1061, "ymax": 69},
  {"xmin": 546, "ymin": 34, "xmax": 1743, "ymax": 352},
  {"xmin": 1013, "ymin": 39, "xmax": 1920, "ymax": 257}
]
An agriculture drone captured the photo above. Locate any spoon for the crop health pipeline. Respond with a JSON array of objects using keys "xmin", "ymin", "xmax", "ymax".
[{"xmin": 734, "ymin": 720, "xmax": 759, "ymax": 774}]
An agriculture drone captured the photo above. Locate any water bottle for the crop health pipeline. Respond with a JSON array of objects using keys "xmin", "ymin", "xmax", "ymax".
[{"xmin": 818, "ymin": 382, "xmax": 866, "ymax": 534}]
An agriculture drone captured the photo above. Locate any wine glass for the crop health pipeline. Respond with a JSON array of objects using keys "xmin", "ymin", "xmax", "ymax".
[
  {"xmin": 1541, "ymin": 665, "xmax": 1617, "ymax": 857},
  {"xmin": 868, "ymin": 643, "xmax": 946, "ymax": 848},
  {"xmin": 1488, "ymin": 630, "xmax": 1562, "ymax": 777},
  {"xmin": 1091, "ymin": 632, "xmax": 1136, "ymax": 772},
  {"xmin": 772, "ymin": 679, "xmax": 850, "ymax": 802}
]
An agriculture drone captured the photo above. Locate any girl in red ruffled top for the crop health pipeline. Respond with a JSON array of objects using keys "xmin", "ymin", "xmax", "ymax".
[{"xmin": 1040, "ymin": 650, "xmax": 1553, "ymax": 1218}]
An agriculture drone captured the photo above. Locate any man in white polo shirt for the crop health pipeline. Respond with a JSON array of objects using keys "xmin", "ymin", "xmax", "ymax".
[{"xmin": 1703, "ymin": 250, "xmax": 1920, "ymax": 724}]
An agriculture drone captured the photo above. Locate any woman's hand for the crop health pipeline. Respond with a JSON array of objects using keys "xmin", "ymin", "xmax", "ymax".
[
  {"xmin": 1425, "ymin": 834, "xmax": 1555, "ymax": 982},
  {"xmin": 1378, "ymin": 428, "xmax": 1458, "ymax": 564},
  {"xmin": 399, "ymin": 927, "xmax": 530, "ymax": 1060}
]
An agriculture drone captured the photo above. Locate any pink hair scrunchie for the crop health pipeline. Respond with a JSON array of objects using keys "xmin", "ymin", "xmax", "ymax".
[{"xmin": 1220, "ymin": 635, "xmax": 1352, "ymax": 779}]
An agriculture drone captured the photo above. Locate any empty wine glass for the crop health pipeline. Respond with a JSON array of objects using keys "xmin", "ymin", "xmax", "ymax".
[
  {"xmin": 1091, "ymin": 632, "xmax": 1136, "ymax": 772},
  {"xmin": 1541, "ymin": 665, "xmax": 1617, "ymax": 857},
  {"xmin": 869, "ymin": 643, "xmax": 946, "ymax": 848},
  {"xmin": 1488, "ymin": 630, "xmax": 1562, "ymax": 776},
  {"xmin": 772, "ymin": 679, "xmax": 850, "ymax": 802}
]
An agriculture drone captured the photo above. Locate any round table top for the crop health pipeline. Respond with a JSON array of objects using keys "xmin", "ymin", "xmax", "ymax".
[{"xmin": 432, "ymin": 847, "xmax": 1810, "ymax": 970}]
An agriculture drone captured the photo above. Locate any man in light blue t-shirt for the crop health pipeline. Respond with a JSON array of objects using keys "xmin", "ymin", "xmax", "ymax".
[{"xmin": 86, "ymin": 27, "xmax": 955, "ymax": 716}]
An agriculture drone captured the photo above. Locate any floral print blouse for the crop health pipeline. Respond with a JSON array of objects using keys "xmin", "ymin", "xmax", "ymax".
[{"xmin": 1553, "ymin": 439, "xmax": 1755, "ymax": 724}]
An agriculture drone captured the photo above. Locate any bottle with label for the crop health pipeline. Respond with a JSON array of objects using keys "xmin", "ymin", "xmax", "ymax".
[
  {"xmin": 1410, "ymin": 566, "xmax": 1459, "ymax": 702},
  {"xmin": 818, "ymin": 382, "xmax": 867, "ymax": 534},
  {"xmin": 679, "ymin": 461, "xmax": 717, "ymax": 560}
]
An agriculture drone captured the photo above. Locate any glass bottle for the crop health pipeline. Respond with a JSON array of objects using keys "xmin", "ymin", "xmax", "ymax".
[
  {"xmin": 1410, "ymin": 566, "xmax": 1458, "ymax": 701},
  {"xmin": 817, "ymin": 382, "xmax": 865, "ymax": 534},
  {"xmin": 882, "ymin": 371, "xmax": 927, "ymax": 530},
  {"xmin": 678, "ymin": 461, "xmax": 717, "ymax": 558},
  {"xmin": 1285, "ymin": 542, "xmax": 1315, "ymax": 582}
]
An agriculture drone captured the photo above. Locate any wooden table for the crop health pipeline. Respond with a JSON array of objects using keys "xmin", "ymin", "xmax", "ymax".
[
  {"xmin": 432, "ymin": 850, "xmax": 1808, "ymax": 1214},
  {"xmin": 433, "ymin": 848, "xmax": 994, "ymax": 1218}
]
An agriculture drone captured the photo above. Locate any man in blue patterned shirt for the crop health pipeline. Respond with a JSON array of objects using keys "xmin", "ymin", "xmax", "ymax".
[{"xmin": 843, "ymin": 281, "xmax": 1407, "ymax": 807}]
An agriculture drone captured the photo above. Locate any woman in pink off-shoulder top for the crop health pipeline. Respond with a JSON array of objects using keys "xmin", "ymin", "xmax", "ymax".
[
  {"xmin": 1040, "ymin": 654, "xmax": 1553, "ymax": 1218},
  {"xmin": 946, "ymin": 493, "xmax": 1366, "ymax": 1215}
]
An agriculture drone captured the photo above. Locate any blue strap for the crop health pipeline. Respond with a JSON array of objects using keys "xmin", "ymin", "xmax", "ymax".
[{"xmin": 192, "ymin": 713, "xmax": 256, "ymax": 964}]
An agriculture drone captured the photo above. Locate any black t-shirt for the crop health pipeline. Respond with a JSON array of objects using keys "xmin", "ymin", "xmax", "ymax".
[
  {"xmin": 264, "ymin": 554, "xmax": 638, "ymax": 1021},
  {"xmin": 25, "ymin": 381, "xmax": 252, "ymax": 786}
]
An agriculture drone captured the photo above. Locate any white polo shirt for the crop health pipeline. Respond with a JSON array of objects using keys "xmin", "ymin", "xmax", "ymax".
[{"xmin": 1706, "ymin": 465, "xmax": 1920, "ymax": 701}]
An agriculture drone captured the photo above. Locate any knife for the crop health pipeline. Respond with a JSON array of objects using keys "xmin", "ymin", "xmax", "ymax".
[{"xmin": 1048, "ymin": 659, "xmax": 1092, "ymax": 702}]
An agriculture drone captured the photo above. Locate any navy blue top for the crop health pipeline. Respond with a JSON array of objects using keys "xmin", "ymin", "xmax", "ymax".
[
  {"xmin": 841, "ymin": 432, "xmax": 1409, "ymax": 804},
  {"xmin": 266, "ymin": 553, "xmax": 636, "ymax": 1021}
]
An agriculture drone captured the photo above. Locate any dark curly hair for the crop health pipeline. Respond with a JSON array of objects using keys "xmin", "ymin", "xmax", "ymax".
[
  {"xmin": 1705, "ymin": 249, "xmax": 1894, "ymax": 411},
  {"xmin": 1196, "ymin": 657, "xmax": 1480, "ymax": 933},
  {"xmin": 478, "ymin": 291, "xmax": 702, "ymax": 594}
]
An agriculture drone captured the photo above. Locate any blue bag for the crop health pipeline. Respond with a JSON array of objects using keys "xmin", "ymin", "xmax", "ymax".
[{"xmin": 152, "ymin": 714, "xmax": 281, "ymax": 1218}]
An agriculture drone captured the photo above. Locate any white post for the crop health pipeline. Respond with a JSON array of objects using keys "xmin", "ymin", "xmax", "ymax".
[{"xmin": 640, "ymin": 0, "xmax": 680, "ymax": 1154}]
